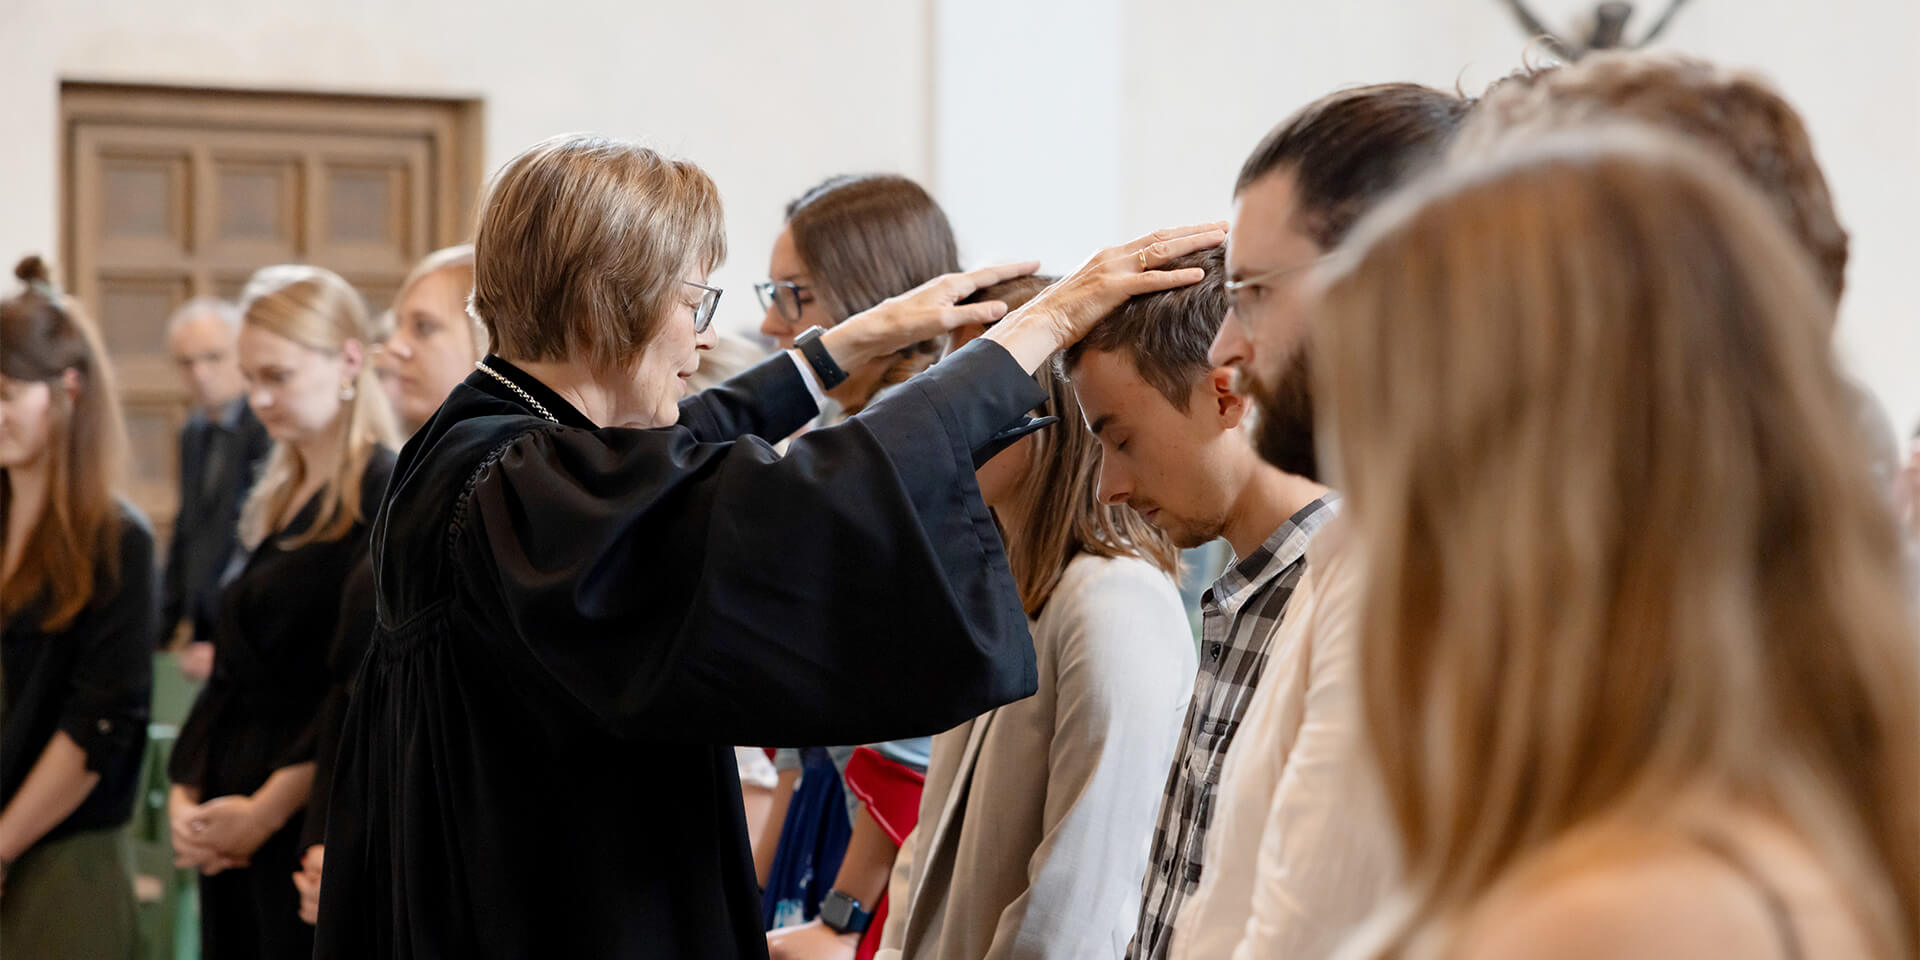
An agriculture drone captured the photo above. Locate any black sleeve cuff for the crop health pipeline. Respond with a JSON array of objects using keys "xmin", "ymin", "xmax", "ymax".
[
  {"xmin": 677, "ymin": 352, "xmax": 818, "ymax": 443},
  {"xmin": 884, "ymin": 338, "xmax": 1050, "ymax": 457}
]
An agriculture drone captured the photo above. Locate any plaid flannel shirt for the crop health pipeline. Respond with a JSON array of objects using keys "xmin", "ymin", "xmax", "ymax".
[{"xmin": 1127, "ymin": 494, "xmax": 1342, "ymax": 960}]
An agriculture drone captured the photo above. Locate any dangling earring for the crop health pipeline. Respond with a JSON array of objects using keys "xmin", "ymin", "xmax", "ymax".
[{"xmin": 339, "ymin": 381, "xmax": 357, "ymax": 402}]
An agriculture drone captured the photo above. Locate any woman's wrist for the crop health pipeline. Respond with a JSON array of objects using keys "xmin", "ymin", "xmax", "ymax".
[{"xmin": 980, "ymin": 311, "xmax": 1069, "ymax": 375}]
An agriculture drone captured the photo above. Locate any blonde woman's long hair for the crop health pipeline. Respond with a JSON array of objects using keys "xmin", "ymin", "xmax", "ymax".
[
  {"xmin": 1315, "ymin": 128, "xmax": 1919, "ymax": 960},
  {"xmin": 237, "ymin": 265, "xmax": 400, "ymax": 549}
]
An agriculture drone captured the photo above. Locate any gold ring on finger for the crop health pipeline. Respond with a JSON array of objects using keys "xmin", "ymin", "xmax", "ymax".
[{"xmin": 1137, "ymin": 248, "xmax": 1151, "ymax": 269}]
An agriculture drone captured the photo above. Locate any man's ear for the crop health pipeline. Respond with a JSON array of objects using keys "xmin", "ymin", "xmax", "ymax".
[{"xmin": 1208, "ymin": 366, "xmax": 1250, "ymax": 428}]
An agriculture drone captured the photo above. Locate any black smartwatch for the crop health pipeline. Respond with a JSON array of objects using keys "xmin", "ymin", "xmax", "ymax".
[
  {"xmin": 793, "ymin": 326, "xmax": 850, "ymax": 391},
  {"xmin": 818, "ymin": 889, "xmax": 872, "ymax": 935}
]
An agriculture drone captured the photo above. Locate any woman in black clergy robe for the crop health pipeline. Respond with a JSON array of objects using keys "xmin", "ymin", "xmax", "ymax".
[{"xmin": 313, "ymin": 132, "xmax": 1225, "ymax": 960}]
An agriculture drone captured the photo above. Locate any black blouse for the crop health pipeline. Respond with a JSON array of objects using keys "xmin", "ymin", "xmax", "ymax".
[
  {"xmin": 300, "ymin": 554, "xmax": 374, "ymax": 851},
  {"xmin": 315, "ymin": 341, "xmax": 1047, "ymax": 959},
  {"xmin": 168, "ymin": 448, "xmax": 396, "ymax": 803},
  {"xmin": 0, "ymin": 502, "xmax": 156, "ymax": 843}
]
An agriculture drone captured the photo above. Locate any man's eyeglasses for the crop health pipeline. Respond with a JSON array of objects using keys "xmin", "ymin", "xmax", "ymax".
[
  {"xmin": 1223, "ymin": 258, "xmax": 1324, "ymax": 316},
  {"xmin": 753, "ymin": 280, "xmax": 810, "ymax": 324},
  {"xmin": 685, "ymin": 280, "xmax": 723, "ymax": 333}
]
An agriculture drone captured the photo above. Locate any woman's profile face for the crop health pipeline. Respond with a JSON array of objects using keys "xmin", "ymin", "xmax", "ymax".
[
  {"xmin": 0, "ymin": 374, "xmax": 57, "ymax": 469},
  {"xmin": 760, "ymin": 227, "xmax": 832, "ymax": 350},
  {"xmin": 385, "ymin": 269, "xmax": 478, "ymax": 426},
  {"xmin": 240, "ymin": 324, "xmax": 358, "ymax": 444},
  {"xmin": 624, "ymin": 274, "xmax": 717, "ymax": 428}
]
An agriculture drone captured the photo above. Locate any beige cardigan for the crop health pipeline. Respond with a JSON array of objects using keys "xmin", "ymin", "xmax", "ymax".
[{"xmin": 877, "ymin": 554, "xmax": 1197, "ymax": 960}]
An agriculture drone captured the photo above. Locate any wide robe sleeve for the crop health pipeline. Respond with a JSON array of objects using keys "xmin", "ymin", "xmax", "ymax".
[
  {"xmin": 676, "ymin": 351, "xmax": 818, "ymax": 443},
  {"xmin": 453, "ymin": 339, "xmax": 1044, "ymax": 747}
]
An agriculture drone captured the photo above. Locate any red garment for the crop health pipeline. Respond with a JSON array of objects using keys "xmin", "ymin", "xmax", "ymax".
[{"xmin": 844, "ymin": 747, "xmax": 926, "ymax": 960}]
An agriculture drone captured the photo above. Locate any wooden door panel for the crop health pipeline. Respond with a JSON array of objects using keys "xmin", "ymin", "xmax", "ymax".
[
  {"xmin": 96, "ymin": 151, "xmax": 192, "ymax": 258},
  {"xmin": 208, "ymin": 153, "xmax": 304, "ymax": 260},
  {"xmin": 95, "ymin": 270, "xmax": 190, "ymax": 356},
  {"xmin": 62, "ymin": 84, "xmax": 480, "ymax": 545}
]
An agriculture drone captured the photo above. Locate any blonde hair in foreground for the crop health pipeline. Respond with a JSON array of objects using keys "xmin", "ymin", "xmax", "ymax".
[
  {"xmin": 238, "ymin": 264, "xmax": 401, "ymax": 549},
  {"xmin": 1314, "ymin": 128, "xmax": 1919, "ymax": 960}
]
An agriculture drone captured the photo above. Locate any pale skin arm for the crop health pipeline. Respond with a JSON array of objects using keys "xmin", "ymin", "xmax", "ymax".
[
  {"xmin": 755, "ymin": 766, "xmax": 802, "ymax": 889},
  {"xmin": 766, "ymin": 804, "xmax": 897, "ymax": 960},
  {"xmin": 0, "ymin": 732, "xmax": 101, "ymax": 884}
]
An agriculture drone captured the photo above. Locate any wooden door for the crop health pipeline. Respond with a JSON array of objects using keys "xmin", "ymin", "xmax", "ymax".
[{"xmin": 61, "ymin": 83, "xmax": 482, "ymax": 543}]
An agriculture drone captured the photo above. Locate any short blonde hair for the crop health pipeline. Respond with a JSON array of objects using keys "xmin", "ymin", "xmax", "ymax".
[
  {"xmin": 1318, "ymin": 128, "xmax": 1918, "ymax": 959},
  {"xmin": 471, "ymin": 134, "xmax": 726, "ymax": 375},
  {"xmin": 237, "ymin": 264, "xmax": 401, "ymax": 549}
]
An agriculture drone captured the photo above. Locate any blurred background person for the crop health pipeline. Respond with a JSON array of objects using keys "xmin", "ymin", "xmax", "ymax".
[
  {"xmin": 757, "ymin": 174, "xmax": 953, "ymax": 421},
  {"xmin": 756, "ymin": 173, "xmax": 963, "ymax": 948},
  {"xmin": 161, "ymin": 296, "xmax": 270, "ymax": 681},
  {"xmin": 292, "ymin": 244, "xmax": 488, "ymax": 924},
  {"xmin": 0, "ymin": 255, "xmax": 154, "ymax": 960},
  {"xmin": 379, "ymin": 244, "xmax": 485, "ymax": 434},
  {"xmin": 1899, "ymin": 421, "xmax": 1920, "ymax": 543},
  {"xmin": 167, "ymin": 264, "xmax": 400, "ymax": 960},
  {"xmin": 1317, "ymin": 129, "xmax": 1918, "ymax": 960},
  {"xmin": 872, "ymin": 276, "xmax": 1194, "ymax": 960},
  {"xmin": 1457, "ymin": 51, "xmax": 1903, "ymax": 502}
]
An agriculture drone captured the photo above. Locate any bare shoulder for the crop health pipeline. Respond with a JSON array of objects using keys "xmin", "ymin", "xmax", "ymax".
[{"xmin": 1455, "ymin": 837, "xmax": 1792, "ymax": 960}]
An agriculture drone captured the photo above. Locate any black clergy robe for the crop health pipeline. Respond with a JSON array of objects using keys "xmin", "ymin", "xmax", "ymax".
[{"xmin": 314, "ymin": 339, "xmax": 1046, "ymax": 959}]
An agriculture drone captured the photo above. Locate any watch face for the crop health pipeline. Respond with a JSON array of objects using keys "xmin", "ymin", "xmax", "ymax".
[
  {"xmin": 821, "ymin": 891, "xmax": 865, "ymax": 932},
  {"xmin": 821, "ymin": 894, "xmax": 850, "ymax": 928}
]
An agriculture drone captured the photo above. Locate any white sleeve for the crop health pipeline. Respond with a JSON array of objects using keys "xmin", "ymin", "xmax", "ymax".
[{"xmin": 786, "ymin": 349, "xmax": 829, "ymax": 410}]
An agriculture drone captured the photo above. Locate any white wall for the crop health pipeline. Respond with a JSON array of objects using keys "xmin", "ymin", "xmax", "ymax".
[
  {"xmin": 5, "ymin": 0, "xmax": 1917, "ymax": 435},
  {"xmin": 937, "ymin": 0, "xmax": 1920, "ymax": 438}
]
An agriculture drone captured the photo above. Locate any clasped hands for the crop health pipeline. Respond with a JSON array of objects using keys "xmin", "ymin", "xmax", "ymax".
[{"xmin": 169, "ymin": 784, "xmax": 277, "ymax": 875}]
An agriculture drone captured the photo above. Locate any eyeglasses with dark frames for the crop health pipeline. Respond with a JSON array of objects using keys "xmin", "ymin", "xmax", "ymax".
[
  {"xmin": 684, "ymin": 280, "xmax": 723, "ymax": 333},
  {"xmin": 753, "ymin": 280, "xmax": 810, "ymax": 324}
]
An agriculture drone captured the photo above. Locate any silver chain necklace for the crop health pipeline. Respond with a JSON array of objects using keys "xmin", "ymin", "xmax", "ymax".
[{"xmin": 474, "ymin": 361, "xmax": 559, "ymax": 423}]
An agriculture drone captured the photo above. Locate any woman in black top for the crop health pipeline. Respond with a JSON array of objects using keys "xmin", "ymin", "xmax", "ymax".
[
  {"xmin": 312, "ymin": 134, "xmax": 1223, "ymax": 959},
  {"xmin": 168, "ymin": 263, "xmax": 400, "ymax": 960},
  {"xmin": 0, "ymin": 256, "xmax": 155, "ymax": 960}
]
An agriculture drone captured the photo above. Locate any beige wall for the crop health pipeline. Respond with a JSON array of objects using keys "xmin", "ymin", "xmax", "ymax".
[
  {"xmin": 6, "ymin": 0, "xmax": 1917, "ymax": 435},
  {"xmin": 0, "ymin": 0, "xmax": 933, "ymax": 339}
]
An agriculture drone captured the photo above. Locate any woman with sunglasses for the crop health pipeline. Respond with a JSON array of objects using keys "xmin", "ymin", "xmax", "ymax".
[{"xmin": 311, "ymin": 134, "xmax": 1223, "ymax": 959}]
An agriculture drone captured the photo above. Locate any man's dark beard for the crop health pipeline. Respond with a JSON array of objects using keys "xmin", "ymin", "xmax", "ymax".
[{"xmin": 1245, "ymin": 347, "xmax": 1318, "ymax": 482}]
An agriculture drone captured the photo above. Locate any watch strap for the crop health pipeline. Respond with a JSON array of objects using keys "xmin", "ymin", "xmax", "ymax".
[
  {"xmin": 819, "ymin": 889, "xmax": 872, "ymax": 935},
  {"xmin": 794, "ymin": 327, "xmax": 850, "ymax": 391}
]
